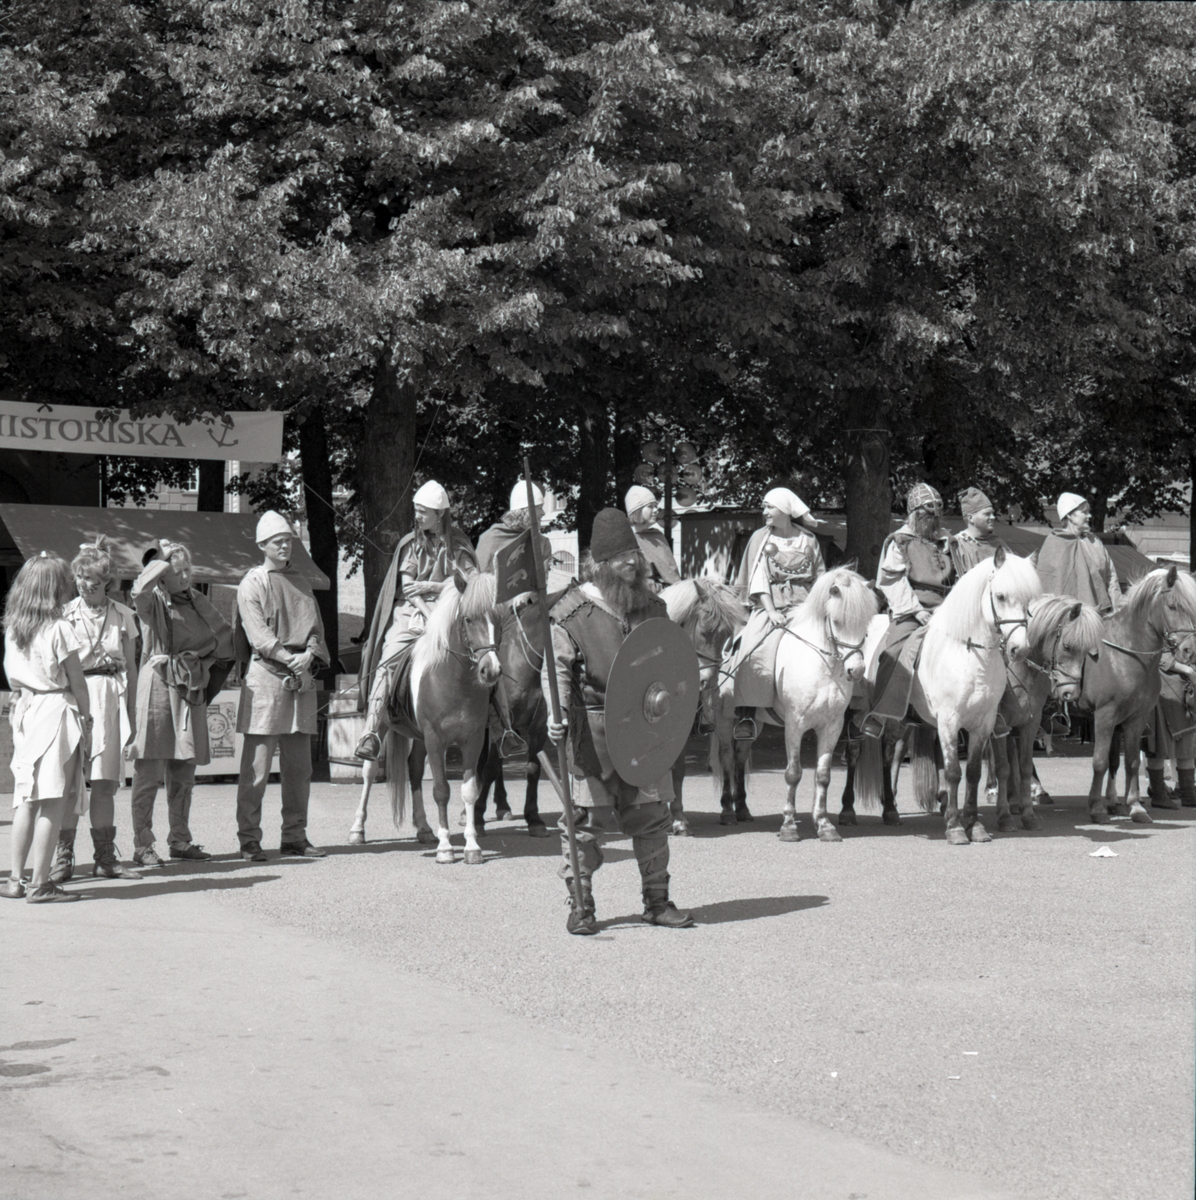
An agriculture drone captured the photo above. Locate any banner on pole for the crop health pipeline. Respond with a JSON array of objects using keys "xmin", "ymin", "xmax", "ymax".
[
  {"xmin": 0, "ymin": 399, "xmax": 284, "ymax": 462},
  {"xmin": 494, "ymin": 529, "xmax": 536, "ymax": 604}
]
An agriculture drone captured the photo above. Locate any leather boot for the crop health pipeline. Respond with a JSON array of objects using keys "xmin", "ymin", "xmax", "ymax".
[
  {"xmin": 565, "ymin": 878, "xmax": 596, "ymax": 936},
  {"xmin": 49, "ymin": 828, "xmax": 76, "ymax": 884},
  {"xmin": 1147, "ymin": 768, "xmax": 1180, "ymax": 810},
  {"xmin": 90, "ymin": 827, "xmax": 144, "ymax": 880},
  {"xmin": 641, "ymin": 882, "xmax": 695, "ymax": 928},
  {"xmin": 1178, "ymin": 767, "xmax": 1196, "ymax": 807}
]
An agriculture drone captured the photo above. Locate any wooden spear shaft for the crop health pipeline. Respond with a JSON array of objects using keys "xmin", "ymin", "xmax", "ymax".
[{"xmin": 523, "ymin": 458, "xmax": 586, "ymax": 914}]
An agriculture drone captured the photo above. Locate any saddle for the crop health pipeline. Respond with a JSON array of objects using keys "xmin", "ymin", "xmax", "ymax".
[{"xmin": 383, "ymin": 640, "xmax": 422, "ymax": 741}]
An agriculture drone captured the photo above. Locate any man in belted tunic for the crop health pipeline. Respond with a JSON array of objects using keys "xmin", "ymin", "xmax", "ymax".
[
  {"xmin": 863, "ymin": 483, "xmax": 955, "ymax": 735},
  {"xmin": 625, "ymin": 485, "xmax": 680, "ymax": 593},
  {"xmin": 950, "ymin": 487, "xmax": 1010, "ymax": 576},
  {"xmin": 545, "ymin": 508, "xmax": 694, "ymax": 935},
  {"xmin": 235, "ymin": 512, "xmax": 331, "ymax": 860},
  {"xmin": 1032, "ymin": 492, "xmax": 1122, "ymax": 615},
  {"xmin": 355, "ymin": 481, "xmax": 477, "ymax": 760}
]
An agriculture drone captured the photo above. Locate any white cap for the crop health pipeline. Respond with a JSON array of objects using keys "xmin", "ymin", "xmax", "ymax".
[
  {"xmin": 255, "ymin": 510, "xmax": 295, "ymax": 544},
  {"xmin": 624, "ymin": 485, "xmax": 657, "ymax": 516},
  {"xmin": 1056, "ymin": 492, "xmax": 1087, "ymax": 522},
  {"xmin": 509, "ymin": 481, "xmax": 544, "ymax": 512},
  {"xmin": 413, "ymin": 480, "xmax": 451, "ymax": 510},
  {"xmin": 763, "ymin": 487, "xmax": 811, "ymax": 521}
]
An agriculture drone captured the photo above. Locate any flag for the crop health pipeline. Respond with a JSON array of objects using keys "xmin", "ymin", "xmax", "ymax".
[{"xmin": 494, "ymin": 529, "xmax": 536, "ymax": 603}]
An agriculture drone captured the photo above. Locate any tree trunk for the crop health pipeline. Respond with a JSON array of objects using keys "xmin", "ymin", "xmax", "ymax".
[
  {"xmin": 844, "ymin": 425, "xmax": 892, "ymax": 581},
  {"xmin": 298, "ymin": 405, "xmax": 339, "ymax": 683},
  {"xmin": 1089, "ymin": 488, "xmax": 1108, "ymax": 534},
  {"xmin": 577, "ymin": 400, "xmax": 611, "ymax": 551},
  {"xmin": 197, "ymin": 460, "xmax": 225, "ymax": 512},
  {"xmin": 358, "ymin": 358, "xmax": 416, "ymax": 625},
  {"xmin": 1190, "ymin": 450, "xmax": 1195, "ymax": 570},
  {"xmin": 612, "ymin": 398, "xmax": 640, "ymax": 510}
]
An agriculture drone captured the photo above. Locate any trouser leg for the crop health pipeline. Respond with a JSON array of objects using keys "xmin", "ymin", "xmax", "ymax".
[
  {"xmin": 278, "ymin": 733, "xmax": 313, "ymax": 844},
  {"xmin": 165, "ymin": 759, "xmax": 197, "ymax": 850},
  {"xmin": 618, "ymin": 800, "xmax": 672, "ymax": 893},
  {"xmin": 130, "ymin": 759, "xmax": 163, "ymax": 848},
  {"xmin": 558, "ymin": 817, "xmax": 604, "ymax": 882},
  {"xmin": 235, "ymin": 734, "xmax": 275, "ymax": 847}
]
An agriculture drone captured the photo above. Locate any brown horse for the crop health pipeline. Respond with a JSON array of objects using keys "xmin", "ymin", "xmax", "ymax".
[
  {"xmin": 661, "ymin": 579, "xmax": 749, "ymax": 834},
  {"xmin": 1081, "ymin": 565, "xmax": 1196, "ymax": 824}
]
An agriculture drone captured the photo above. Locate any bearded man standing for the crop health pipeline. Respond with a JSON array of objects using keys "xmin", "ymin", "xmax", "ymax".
[
  {"xmin": 950, "ymin": 487, "xmax": 1010, "ymax": 576},
  {"xmin": 544, "ymin": 509, "xmax": 694, "ymax": 935},
  {"xmin": 863, "ymin": 483, "xmax": 955, "ymax": 736},
  {"xmin": 1032, "ymin": 492, "xmax": 1122, "ymax": 615}
]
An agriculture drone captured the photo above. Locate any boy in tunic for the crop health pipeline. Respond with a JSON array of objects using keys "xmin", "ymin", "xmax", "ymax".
[{"xmin": 235, "ymin": 512, "xmax": 331, "ymax": 860}]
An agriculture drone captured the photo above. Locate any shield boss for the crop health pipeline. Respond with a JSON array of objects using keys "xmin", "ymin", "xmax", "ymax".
[{"xmin": 605, "ymin": 618, "xmax": 700, "ymax": 788}]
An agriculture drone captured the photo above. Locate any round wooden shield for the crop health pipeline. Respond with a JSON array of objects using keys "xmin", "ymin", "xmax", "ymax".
[{"xmin": 605, "ymin": 618, "xmax": 701, "ymax": 788}]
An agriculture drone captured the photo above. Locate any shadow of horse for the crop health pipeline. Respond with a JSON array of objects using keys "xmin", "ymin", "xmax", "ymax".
[{"xmin": 68, "ymin": 873, "xmax": 282, "ymax": 900}]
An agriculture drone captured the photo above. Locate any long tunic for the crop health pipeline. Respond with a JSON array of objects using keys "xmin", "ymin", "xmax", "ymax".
[
  {"xmin": 632, "ymin": 526, "xmax": 681, "ymax": 593},
  {"xmin": 876, "ymin": 525, "xmax": 955, "ymax": 618},
  {"xmin": 131, "ymin": 577, "xmax": 233, "ymax": 765},
  {"xmin": 236, "ymin": 562, "xmax": 330, "ymax": 736},
  {"xmin": 5, "ymin": 619, "xmax": 86, "ymax": 811},
  {"xmin": 1032, "ymin": 530, "xmax": 1122, "ymax": 613},
  {"xmin": 63, "ymin": 596, "xmax": 136, "ymax": 783}
]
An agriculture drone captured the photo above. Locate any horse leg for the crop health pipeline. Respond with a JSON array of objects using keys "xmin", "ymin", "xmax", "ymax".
[
  {"xmin": 470, "ymin": 742, "xmax": 495, "ymax": 834},
  {"xmin": 493, "ymin": 749, "xmax": 512, "ymax": 821},
  {"xmin": 409, "ymin": 741, "xmax": 437, "ymax": 846},
  {"xmin": 882, "ymin": 727, "xmax": 902, "ymax": 825},
  {"xmin": 813, "ymin": 725, "xmax": 839, "ymax": 843},
  {"xmin": 1122, "ymin": 717, "xmax": 1153, "ymax": 825},
  {"xmin": 1007, "ymin": 731, "xmax": 1024, "ymax": 814},
  {"xmin": 1017, "ymin": 725, "xmax": 1042, "ymax": 830},
  {"xmin": 1106, "ymin": 727, "xmax": 1127, "ymax": 815},
  {"xmin": 1088, "ymin": 709, "xmax": 1115, "ymax": 824},
  {"xmin": 984, "ymin": 740, "xmax": 998, "ymax": 806},
  {"xmin": 965, "ymin": 731, "xmax": 991, "ymax": 842},
  {"xmin": 939, "ymin": 719, "xmax": 968, "ymax": 845},
  {"xmin": 714, "ymin": 698, "xmax": 739, "ymax": 826},
  {"xmin": 523, "ymin": 748, "xmax": 549, "ymax": 837},
  {"xmin": 670, "ymin": 754, "xmax": 690, "ymax": 836},
  {"xmin": 349, "ymin": 756, "xmax": 378, "ymax": 844},
  {"xmin": 734, "ymin": 736, "xmax": 754, "ymax": 822},
  {"xmin": 993, "ymin": 735, "xmax": 1015, "ymax": 833},
  {"xmin": 778, "ymin": 722, "xmax": 802, "ymax": 843},
  {"xmin": 839, "ymin": 735, "xmax": 858, "ymax": 826},
  {"xmin": 461, "ymin": 747, "xmax": 485, "ymax": 865}
]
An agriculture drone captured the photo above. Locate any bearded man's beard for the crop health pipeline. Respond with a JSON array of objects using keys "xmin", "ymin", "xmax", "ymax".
[
  {"xmin": 912, "ymin": 510, "xmax": 940, "ymax": 540},
  {"xmin": 593, "ymin": 558, "xmax": 654, "ymax": 615}
]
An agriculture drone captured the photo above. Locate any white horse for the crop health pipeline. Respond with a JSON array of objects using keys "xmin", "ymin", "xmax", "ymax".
[{"xmin": 909, "ymin": 549, "xmax": 1041, "ymax": 845}]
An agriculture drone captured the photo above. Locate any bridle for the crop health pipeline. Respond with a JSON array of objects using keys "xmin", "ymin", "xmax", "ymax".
[
  {"xmin": 786, "ymin": 617, "xmax": 866, "ymax": 675},
  {"xmin": 1021, "ymin": 611, "xmax": 1085, "ymax": 694},
  {"xmin": 451, "ymin": 609, "xmax": 501, "ymax": 669}
]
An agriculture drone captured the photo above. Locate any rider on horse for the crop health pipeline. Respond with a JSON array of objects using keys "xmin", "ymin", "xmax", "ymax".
[
  {"xmin": 355, "ymin": 481, "xmax": 478, "ymax": 761},
  {"xmin": 950, "ymin": 487, "xmax": 1009, "ymax": 575},
  {"xmin": 728, "ymin": 487, "xmax": 825, "ymax": 739},
  {"xmin": 476, "ymin": 481, "xmax": 554, "ymax": 580},
  {"xmin": 625, "ymin": 485, "xmax": 680, "ymax": 593},
  {"xmin": 862, "ymin": 482, "xmax": 956, "ymax": 738},
  {"xmin": 545, "ymin": 508, "xmax": 694, "ymax": 935},
  {"xmin": 1032, "ymin": 492, "xmax": 1122, "ymax": 615}
]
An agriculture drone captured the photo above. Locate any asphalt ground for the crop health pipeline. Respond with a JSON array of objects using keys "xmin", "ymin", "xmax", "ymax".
[{"xmin": 3, "ymin": 732, "xmax": 1193, "ymax": 1200}]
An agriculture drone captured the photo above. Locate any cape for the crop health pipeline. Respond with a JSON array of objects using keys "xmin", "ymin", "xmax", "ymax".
[
  {"xmin": 1033, "ymin": 529, "xmax": 1114, "ymax": 611},
  {"xmin": 475, "ymin": 521, "xmax": 552, "ymax": 575}
]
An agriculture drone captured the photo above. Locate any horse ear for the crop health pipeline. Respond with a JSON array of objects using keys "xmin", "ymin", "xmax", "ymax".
[
  {"xmin": 1166, "ymin": 564, "xmax": 1178, "ymax": 586},
  {"xmin": 993, "ymin": 545, "xmax": 1006, "ymax": 568},
  {"xmin": 453, "ymin": 567, "xmax": 469, "ymax": 594},
  {"xmin": 1068, "ymin": 602, "xmax": 1082, "ymax": 621},
  {"xmin": 1088, "ymin": 649, "xmax": 1101, "ymax": 661}
]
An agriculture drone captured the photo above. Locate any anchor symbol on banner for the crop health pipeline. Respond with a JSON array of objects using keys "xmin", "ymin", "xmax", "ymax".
[{"xmin": 207, "ymin": 424, "xmax": 240, "ymax": 449}]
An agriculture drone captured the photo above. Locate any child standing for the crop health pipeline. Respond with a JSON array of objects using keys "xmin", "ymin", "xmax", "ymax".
[
  {"xmin": 49, "ymin": 538, "xmax": 142, "ymax": 882},
  {"xmin": 3, "ymin": 553, "xmax": 93, "ymax": 903}
]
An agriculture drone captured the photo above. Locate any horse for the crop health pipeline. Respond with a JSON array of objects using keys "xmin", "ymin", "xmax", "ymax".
[
  {"xmin": 895, "ymin": 549, "xmax": 1040, "ymax": 845},
  {"xmin": 660, "ymin": 578, "xmax": 750, "ymax": 835},
  {"xmin": 713, "ymin": 567, "xmax": 878, "ymax": 842},
  {"xmin": 471, "ymin": 590, "xmax": 550, "ymax": 838},
  {"xmin": 1079, "ymin": 565, "xmax": 1196, "ymax": 825},
  {"xmin": 348, "ymin": 571, "xmax": 502, "ymax": 863},
  {"xmin": 992, "ymin": 594, "xmax": 1104, "ymax": 831}
]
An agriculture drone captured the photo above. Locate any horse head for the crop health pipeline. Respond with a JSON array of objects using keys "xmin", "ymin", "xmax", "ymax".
[
  {"xmin": 457, "ymin": 571, "xmax": 502, "ymax": 688},
  {"xmin": 986, "ymin": 548, "xmax": 1040, "ymax": 662},
  {"xmin": 813, "ymin": 569, "xmax": 877, "ymax": 682},
  {"xmin": 1028, "ymin": 594, "xmax": 1103, "ymax": 701}
]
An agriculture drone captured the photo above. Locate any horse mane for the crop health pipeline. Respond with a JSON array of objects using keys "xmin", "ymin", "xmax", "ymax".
[
  {"xmin": 413, "ymin": 572, "xmax": 497, "ymax": 670},
  {"xmin": 1027, "ymin": 593, "xmax": 1103, "ymax": 658},
  {"xmin": 793, "ymin": 567, "xmax": 877, "ymax": 638},
  {"xmin": 1119, "ymin": 567, "xmax": 1196, "ymax": 628},
  {"xmin": 662, "ymin": 578, "xmax": 748, "ymax": 642},
  {"xmin": 927, "ymin": 554, "xmax": 1041, "ymax": 646}
]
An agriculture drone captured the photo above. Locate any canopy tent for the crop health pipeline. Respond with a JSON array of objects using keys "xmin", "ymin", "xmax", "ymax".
[{"xmin": 0, "ymin": 504, "xmax": 329, "ymax": 589}]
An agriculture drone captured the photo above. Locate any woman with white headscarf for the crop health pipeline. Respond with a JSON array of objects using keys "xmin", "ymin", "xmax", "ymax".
[
  {"xmin": 727, "ymin": 488, "xmax": 825, "ymax": 738},
  {"xmin": 624, "ymin": 486, "xmax": 680, "ymax": 593},
  {"xmin": 1031, "ymin": 492, "xmax": 1122, "ymax": 615}
]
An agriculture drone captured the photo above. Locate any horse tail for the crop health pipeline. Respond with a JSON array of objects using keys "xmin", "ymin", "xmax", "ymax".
[
  {"xmin": 853, "ymin": 736, "xmax": 885, "ymax": 814},
  {"xmin": 911, "ymin": 726, "xmax": 939, "ymax": 813},
  {"xmin": 387, "ymin": 730, "xmax": 412, "ymax": 829}
]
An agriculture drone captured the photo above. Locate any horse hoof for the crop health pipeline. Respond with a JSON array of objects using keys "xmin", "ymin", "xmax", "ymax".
[
  {"xmin": 463, "ymin": 849, "xmax": 484, "ymax": 865},
  {"xmin": 435, "ymin": 850, "xmax": 455, "ymax": 864},
  {"xmin": 969, "ymin": 825, "xmax": 992, "ymax": 844},
  {"xmin": 837, "ymin": 810, "xmax": 857, "ymax": 826},
  {"xmin": 1008, "ymin": 802, "xmax": 1023, "ymax": 816},
  {"xmin": 946, "ymin": 828, "xmax": 970, "ymax": 846},
  {"xmin": 671, "ymin": 821, "xmax": 691, "ymax": 837},
  {"xmin": 1037, "ymin": 793, "xmax": 1053, "ymax": 805},
  {"xmin": 1110, "ymin": 802, "xmax": 1129, "ymax": 817},
  {"xmin": 818, "ymin": 826, "xmax": 842, "ymax": 843},
  {"xmin": 1130, "ymin": 805, "xmax": 1153, "ymax": 825},
  {"xmin": 719, "ymin": 808, "xmax": 737, "ymax": 826},
  {"xmin": 882, "ymin": 810, "xmax": 901, "ymax": 826},
  {"xmin": 997, "ymin": 815, "xmax": 1016, "ymax": 833},
  {"xmin": 495, "ymin": 808, "xmax": 513, "ymax": 822},
  {"xmin": 417, "ymin": 829, "xmax": 438, "ymax": 845},
  {"xmin": 1021, "ymin": 813, "xmax": 1042, "ymax": 831},
  {"xmin": 527, "ymin": 822, "xmax": 550, "ymax": 839},
  {"xmin": 1089, "ymin": 811, "xmax": 1110, "ymax": 825},
  {"xmin": 347, "ymin": 830, "xmax": 366, "ymax": 845},
  {"xmin": 777, "ymin": 826, "xmax": 801, "ymax": 843},
  {"xmin": 735, "ymin": 806, "xmax": 755, "ymax": 823}
]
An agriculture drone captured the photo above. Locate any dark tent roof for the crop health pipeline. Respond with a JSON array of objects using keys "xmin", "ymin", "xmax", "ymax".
[{"xmin": 0, "ymin": 504, "xmax": 329, "ymax": 589}]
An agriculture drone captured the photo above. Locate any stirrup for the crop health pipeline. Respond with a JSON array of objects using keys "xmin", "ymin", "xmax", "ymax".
[
  {"xmin": 497, "ymin": 728, "xmax": 528, "ymax": 759},
  {"xmin": 733, "ymin": 716, "xmax": 758, "ymax": 741},
  {"xmin": 354, "ymin": 731, "xmax": 382, "ymax": 761}
]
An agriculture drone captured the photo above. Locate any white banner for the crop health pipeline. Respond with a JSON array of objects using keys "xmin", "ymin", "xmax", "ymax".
[{"xmin": 0, "ymin": 400, "xmax": 283, "ymax": 462}]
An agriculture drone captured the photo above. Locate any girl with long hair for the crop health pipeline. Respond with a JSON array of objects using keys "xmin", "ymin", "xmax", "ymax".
[{"xmin": 3, "ymin": 553, "xmax": 94, "ymax": 902}]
